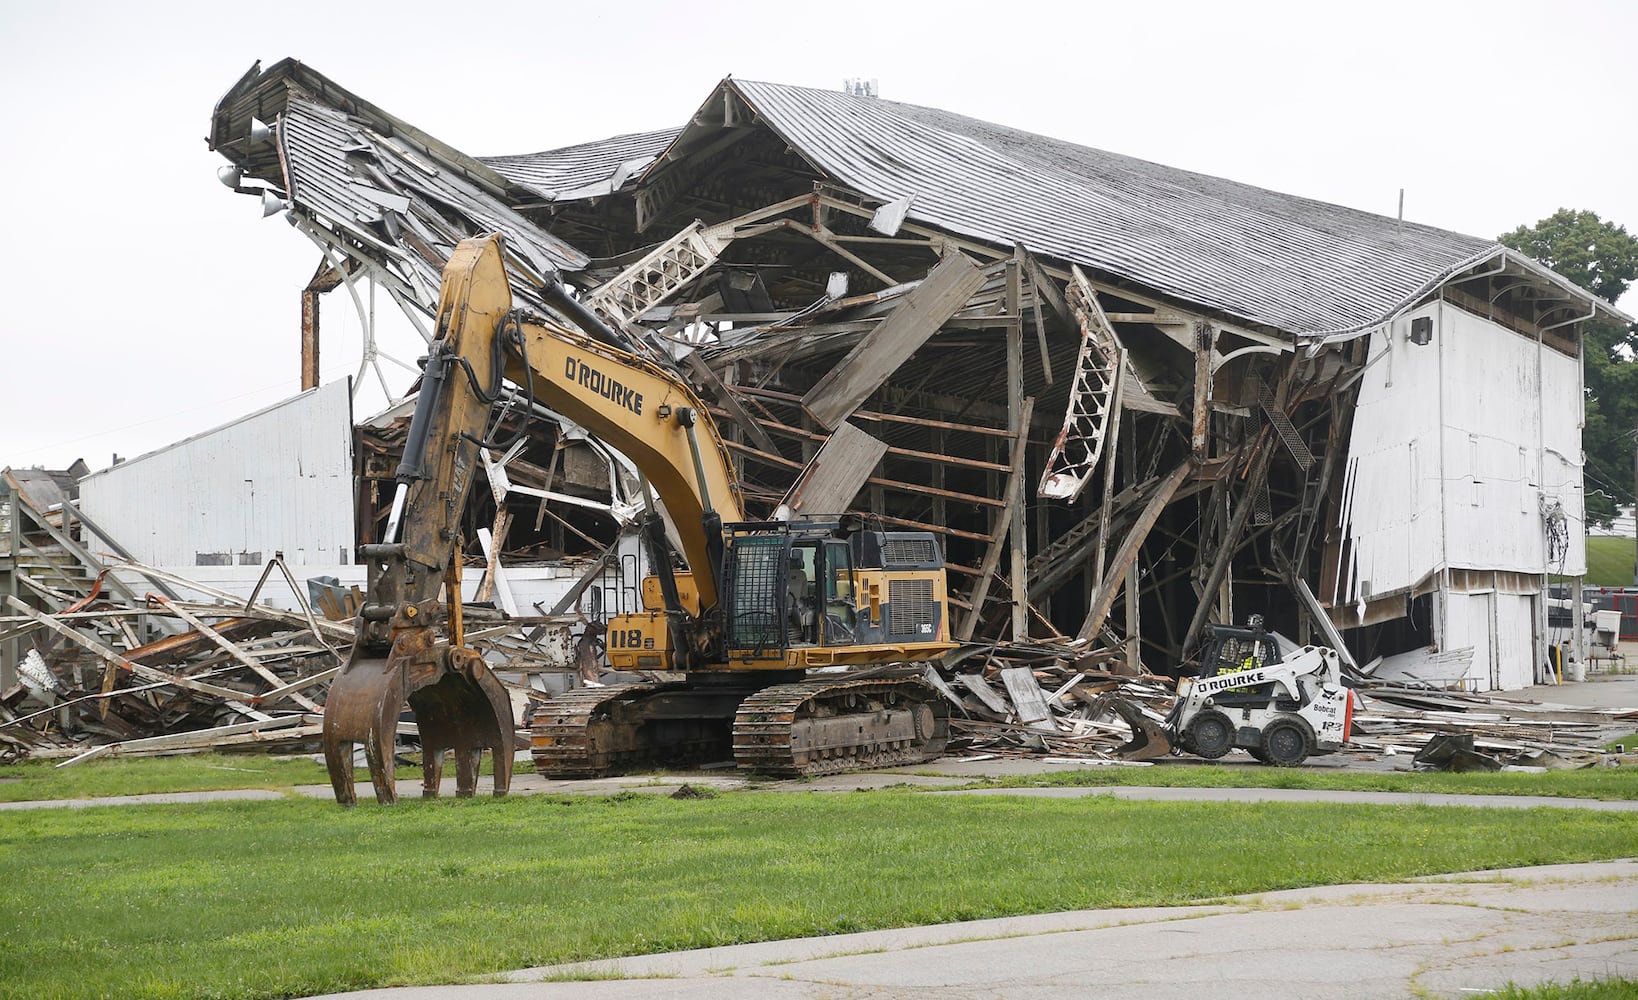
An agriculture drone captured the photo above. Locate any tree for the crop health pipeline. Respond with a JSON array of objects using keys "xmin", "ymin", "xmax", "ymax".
[
  {"xmin": 1499, "ymin": 210, "xmax": 1638, "ymax": 528},
  {"xmin": 1500, "ymin": 209, "xmax": 1638, "ymax": 303}
]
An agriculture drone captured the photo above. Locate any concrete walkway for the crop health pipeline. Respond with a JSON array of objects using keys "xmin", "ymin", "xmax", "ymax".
[
  {"xmin": 0, "ymin": 788, "xmax": 287, "ymax": 810},
  {"xmin": 944, "ymin": 783, "xmax": 1638, "ymax": 811},
  {"xmin": 1490, "ymin": 671, "xmax": 1638, "ymax": 711},
  {"xmin": 305, "ymin": 860, "xmax": 1638, "ymax": 1000}
]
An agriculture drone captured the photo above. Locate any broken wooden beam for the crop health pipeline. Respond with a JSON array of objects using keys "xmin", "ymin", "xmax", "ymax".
[
  {"xmin": 782, "ymin": 421, "xmax": 888, "ymax": 515},
  {"xmin": 803, "ymin": 250, "xmax": 987, "ymax": 430},
  {"xmin": 5, "ymin": 596, "xmax": 270, "ymax": 718}
]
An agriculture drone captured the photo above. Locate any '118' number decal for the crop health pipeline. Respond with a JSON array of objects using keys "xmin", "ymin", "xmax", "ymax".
[{"xmin": 609, "ymin": 629, "xmax": 647, "ymax": 649}]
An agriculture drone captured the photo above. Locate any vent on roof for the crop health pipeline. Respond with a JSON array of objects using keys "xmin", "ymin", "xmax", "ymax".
[{"xmin": 842, "ymin": 78, "xmax": 879, "ymax": 98}]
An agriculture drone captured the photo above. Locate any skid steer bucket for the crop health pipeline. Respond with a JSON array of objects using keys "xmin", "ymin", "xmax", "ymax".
[
  {"xmin": 323, "ymin": 601, "xmax": 514, "ymax": 805},
  {"xmin": 1093, "ymin": 694, "xmax": 1173, "ymax": 760}
]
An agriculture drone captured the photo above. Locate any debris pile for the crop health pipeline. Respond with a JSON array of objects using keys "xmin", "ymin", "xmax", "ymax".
[
  {"xmin": 0, "ymin": 556, "xmax": 580, "ymax": 765},
  {"xmin": 1347, "ymin": 684, "xmax": 1637, "ymax": 769},
  {"xmin": 921, "ymin": 643, "xmax": 1637, "ymax": 769},
  {"xmin": 922, "ymin": 642, "xmax": 1177, "ymax": 761},
  {"xmin": 0, "ymin": 567, "xmax": 346, "ymax": 763}
]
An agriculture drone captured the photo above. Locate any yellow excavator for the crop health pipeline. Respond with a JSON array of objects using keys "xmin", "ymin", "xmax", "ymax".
[{"xmin": 323, "ymin": 234, "xmax": 954, "ymax": 804}]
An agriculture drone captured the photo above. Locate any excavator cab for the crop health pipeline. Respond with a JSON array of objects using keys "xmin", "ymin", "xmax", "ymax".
[
  {"xmin": 718, "ymin": 520, "xmax": 947, "ymax": 668},
  {"xmin": 721, "ymin": 527, "xmax": 846, "ymax": 654}
]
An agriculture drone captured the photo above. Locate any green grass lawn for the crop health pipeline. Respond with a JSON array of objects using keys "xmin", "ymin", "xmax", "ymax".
[
  {"xmin": 0, "ymin": 754, "xmax": 329, "ymax": 803},
  {"xmin": 0, "ymin": 791, "xmax": 1634, "ymax": 999},
  {"xmin": 949, "ymin": 759, "xmax": 1638, "ymax": 800},
  {"xmin": 1581, "ymin": 535, "xmax": 1634, "ymax": 587}
]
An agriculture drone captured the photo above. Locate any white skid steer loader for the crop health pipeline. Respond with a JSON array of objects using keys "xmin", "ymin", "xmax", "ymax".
[{"xmin": 1118, "ymin": 621, "xmax": 1354, "ymax": 766}]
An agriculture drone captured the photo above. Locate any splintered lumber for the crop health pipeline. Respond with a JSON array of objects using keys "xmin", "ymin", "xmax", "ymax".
[
  {"xmin": 803, "ymin": 250, "xmax": 987, "ymax": 429},
  {"xmin": 4, "ymin": 596, "xmax": 270, "ymax": 719},
  {"xmin": 1046, "ymin": 672, "xmax": 1086, "ymax": 707},
  {"xmin": 116, "ymin": 616, "xmax": 283, "ymax": 666},
  {"xmin": 956, "ymin": 673, "xmax": 1011, "ymax": 715},
  {"xmin": 52, "ymin": 715, "xmax": 322, "ymax": 766},
  {"xmin": 254, "ymin": 667, "xmax": 342, "ymax": 703},
  {"xmin": 148, "ymin": 596, "xmax": 322, "ymax": 712},
  {"xmin": 920, "ymin": 664, "xmax": 967, "ymax": 711}
]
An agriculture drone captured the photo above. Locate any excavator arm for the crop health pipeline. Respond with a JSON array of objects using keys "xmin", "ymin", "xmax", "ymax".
[{"xmin": 323, "ymin": 234, "xmax": 744, "ymax": 804}]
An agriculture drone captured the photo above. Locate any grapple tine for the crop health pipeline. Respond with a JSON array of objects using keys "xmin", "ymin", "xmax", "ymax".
[
  {"xmin": 323, "ymin": 648, "xmax": 408, "ymax": 805},
  {"xmin": 323, "ymin": 600, "xmax": 516, "ymax": 805},
  {"xmin": 363, "ymin": 718, "xmax": 399, "ymax": 804},
  {"xmin": 407, "ymin": 646, "xmax": 515, "ymax": 799},
  {"xmin": 322, "ymin": 715, "xmax": 357, "ymax": 806}
]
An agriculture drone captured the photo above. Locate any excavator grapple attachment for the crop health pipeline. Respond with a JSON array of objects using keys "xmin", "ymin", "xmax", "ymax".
[{"xmin": 323, "ymin": 602, "xmax": 514, "ymax": 805}]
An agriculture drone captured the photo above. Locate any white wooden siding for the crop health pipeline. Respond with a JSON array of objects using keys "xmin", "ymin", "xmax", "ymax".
[
  {"xmin": 1344, "ymin": 302, "xmax": 1585, "ymax": 598},
  {"xmin": 1340, "ymin": 300, "xmax": 1583, "ymax": 689}
]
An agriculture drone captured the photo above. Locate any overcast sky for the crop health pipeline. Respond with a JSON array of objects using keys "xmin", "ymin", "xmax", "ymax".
[{"xmin": 2, "ymin": 0, "xmax": 1634, "ymax": 472}]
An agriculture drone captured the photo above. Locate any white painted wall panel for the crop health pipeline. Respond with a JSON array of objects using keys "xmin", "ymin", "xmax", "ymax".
[
  {"xmin": 1442, "ymin": 591, "xmax": 1535, "ymax": 692},
  {"xmin": 1441, "ymin": 307, "xmax": 1559, "ymax": 574},
  {"xmin": 1344, "ymin": 303, "xmax": 1585, "ymax": 594},
  {"xmin": 1445, "ymin": 591, "xmax": 1495, "ymax": 691},
  {"xmin": 1539, "ymin": 328, "xmax": 1587, "ymax": 577},
  {"xmin": 1340, "ymin": 304, "xmax": 1445, "ymax": 600},
  {"xmin": 79, "ymin": 381, "xmax": 356, "ymax": 567},
  {"xmin": 1341, "ymin": 301, "xmax": 1584, "ymax": 689}
]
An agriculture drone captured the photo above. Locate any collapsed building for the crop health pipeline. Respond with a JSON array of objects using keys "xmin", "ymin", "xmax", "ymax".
[{"xmin": 3, "ymin": 59, "xmax": 1624, "ymax": 705}]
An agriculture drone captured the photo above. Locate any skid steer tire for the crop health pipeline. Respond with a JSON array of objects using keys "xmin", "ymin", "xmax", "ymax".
[
  {"xmin": 1260, "ymin": 716, "xmax": 1314, "ymax": 767},
  {"xmin": 1184, "ymin": 710, "xmax": 1234, "ymax": 760}
]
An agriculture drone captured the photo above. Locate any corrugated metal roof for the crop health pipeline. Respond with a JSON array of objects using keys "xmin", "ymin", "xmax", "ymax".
[
  {"xmin": 211, "ymin": 60, "xmax": 589, "ymax": 317},
  {"xmin": 483, "ymin": 129, "xmax": 679, "ymax": 201},
  {"xmin": 218, "ymin": 64, "xmax": 1622, "ymax": 339},
  {"xmin": 276, "ymin": 99, "xmax": 586, "ymax": 310},
  {"xmin": 717, "ymin": 80, "xmax": 1503, "ymax": 337}
]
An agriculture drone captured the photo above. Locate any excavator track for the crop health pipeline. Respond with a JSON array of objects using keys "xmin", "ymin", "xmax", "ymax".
[
  {"xmin": 530, "ymin": 682, "xmax": 740, "ymax": 778},
  {"xmin": 531, "ymin": 672, "xmax": 949, "ymax": 779},
  {"xmin": 732, "ymin": 674, "xmax": 948, "ymax": 777}
]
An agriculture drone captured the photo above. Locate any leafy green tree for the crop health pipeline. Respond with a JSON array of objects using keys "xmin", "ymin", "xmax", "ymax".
[
  {"xmin": 1500, "ymin": 209, "xmax": 1638, "ymax": 528},
  {"xmin": 1501, "ymin": 209, "xmax": 1638, "ymax": 302}
]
